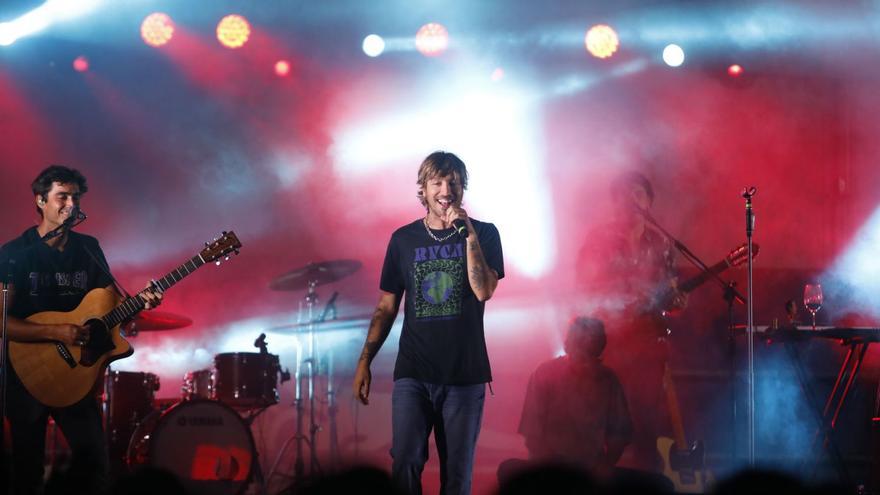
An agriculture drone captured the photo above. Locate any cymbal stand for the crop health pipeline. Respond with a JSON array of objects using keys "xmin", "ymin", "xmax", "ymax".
[
  {"xmin": 303, "ymin": 281, "xmax": 322, "ymax": 476},
  {"xmin": 327, "ymin": 347, "xmax": 340, "ymax": 470},
  {"xmin": 272, "ymin": 282, "xmax": 321, "ymax": 490},
  {"xmin": 265, "ymin": 337, "xmax": 304, "ymax": 489}
]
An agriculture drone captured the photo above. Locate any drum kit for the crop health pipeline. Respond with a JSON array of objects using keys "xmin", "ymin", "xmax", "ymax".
[{"xmin": 101, "ymin": 260, "xmax": 364, "ymax": 495}]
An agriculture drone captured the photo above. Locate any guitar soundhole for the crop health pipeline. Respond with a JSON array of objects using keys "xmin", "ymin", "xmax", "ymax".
[{"xmin": 80, "ymin": 319, "xmax": 113, "ymax": 366}]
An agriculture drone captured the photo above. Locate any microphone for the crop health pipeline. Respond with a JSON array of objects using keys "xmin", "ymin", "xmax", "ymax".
[
  {"xmin": 62, "ymin": 206, "xmax": 87, "ymax": 228},
  {"xmin": 452, "ymin": 219, "xmax": 469, "ymax": 239},
  {"xmin": 319, "ymin": 291, "xmax": 339, "ymax": 322}
]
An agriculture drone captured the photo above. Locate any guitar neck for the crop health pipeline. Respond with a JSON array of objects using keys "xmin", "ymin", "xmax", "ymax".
[
  {"xmin": 663, "ymin": 364, "xmax": 689, "ymax": 450},
  {"xmin": 102, "ymin": 254, "xmax": 206, "ymax": 328},
  {"xmin": 677, "ymin": 259, "xmax": 729, "ymax": 294}
]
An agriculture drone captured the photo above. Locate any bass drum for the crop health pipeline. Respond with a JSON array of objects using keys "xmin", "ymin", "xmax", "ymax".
[{"xmin": 127, "ymin": 400, "xmax": 255, "ymax": 495}]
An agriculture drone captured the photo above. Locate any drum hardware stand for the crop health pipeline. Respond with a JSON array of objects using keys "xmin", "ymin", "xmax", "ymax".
[
  {"xmin": 304, "ymin": 281, "xmax": 323, "ymax": 477},
  {"xmin": 265, "ymin": 260, "xmax": 361, "ymax": 491},
  {"xmin": 267, "ymin": 280, "xmax": 323, "ymax": 491},
  {"xmin": 326, "ymin": 348, "xmax": 340, "ymax": 470}
]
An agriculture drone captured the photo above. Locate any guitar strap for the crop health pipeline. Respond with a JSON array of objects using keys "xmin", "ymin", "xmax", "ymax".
[{"xmin": 79, "ymin": 238, "xmax": 134, "ymax": 301}]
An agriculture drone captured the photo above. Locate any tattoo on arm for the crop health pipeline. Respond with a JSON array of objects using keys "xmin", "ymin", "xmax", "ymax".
[
  {"xmin": 467, "ymin": 240, "xmax": 490, "ymax": 286},
  {"xmin": 359, "ymin": 306, "xmax": 395, "ymax": 363},
  {"xmin": 359, "ymin": 341, "xmax": 381, "ymax": 363},
  {"xmin": 469, "ymin": 264, "xmax": 485, "ymax": 290}
]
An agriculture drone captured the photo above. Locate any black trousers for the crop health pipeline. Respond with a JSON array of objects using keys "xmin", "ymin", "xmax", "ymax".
[{"xmin": 4, "ymin": 370, "xmax": 108, "ymax": 495}]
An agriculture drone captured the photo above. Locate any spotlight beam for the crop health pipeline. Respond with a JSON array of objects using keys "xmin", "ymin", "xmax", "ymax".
[{"xmin": 0, "ymin": 0, "xmax": 102, "ymax": 47}]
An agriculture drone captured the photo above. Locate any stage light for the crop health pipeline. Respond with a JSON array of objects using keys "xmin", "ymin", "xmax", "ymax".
[
  {"xmin": 728, "ymin": 64, "xmax": 744, "ymax": 77},
  {"xmin": 72, "ymin": 55, "xmax": 88, "ymax": 72},
  {"xmin": 415, "ymin": 22, "xmax": 449, "ymax": 57},
  {"xmin": 217, "ymin": 14, "xmax": 251, "ymax": 49},
  {"xmin": 141, "ymin": 13, "xmax": 174, "ymax": 48},
  {"xmin": 585, "ymin": 24, "xmax": 619, "ymax": 59},
  {"xmin": 662, "ymin": 44, "xmax": 685, "ymax": 67},
  {"xmin": 491, "ymin": 67, "xmax": 505, "ymax": 82},
  {"xmin": 275, "ymin": 60, "xmax": 290, "ymax": 77},
  {"xmin": 362, "ymin": 34, "xmax": 385, "ymax": 57}
]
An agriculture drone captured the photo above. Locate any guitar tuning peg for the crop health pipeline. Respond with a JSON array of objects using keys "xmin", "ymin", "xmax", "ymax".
[
  {"xmin": 204, "ymin": 242, "xmax": 209, "ymax": 247},
  {"xmin": 222, "ymin": 230, "xmax": 228, "ymax": 235},
  {"xmin": 225, "ymin": 255, "xmax": 230, "ymax": 261},
  {"xmin": 234, "ymin": 249, "xmax": 240, "ymax": 255},
  {"xmin": 215, "ymin": 260, "xmax": 221, "ymax": 266}
]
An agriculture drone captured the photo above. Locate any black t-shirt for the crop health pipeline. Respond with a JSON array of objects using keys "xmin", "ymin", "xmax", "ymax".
[
  {"xmin": 0, "ymin": 226, "xmax": 114, "ymax": 320},
  {"xmin": 380, "ymin": 218, "xmax": 504, "ymax": 385}
]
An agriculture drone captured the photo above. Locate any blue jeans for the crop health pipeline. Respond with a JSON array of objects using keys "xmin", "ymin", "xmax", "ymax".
[{"xmin": 391, "ymin": 378, "xmax": 486, "ymax": 495}]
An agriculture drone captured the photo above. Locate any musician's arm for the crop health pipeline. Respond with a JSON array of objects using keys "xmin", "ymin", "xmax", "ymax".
[
  {"xmin": 1, "ymin": 287, "xmax": 85, "ymax": 345},
  {"xmin": 353, "ymin": 290, "xmax": 403, "ymax": 405}
]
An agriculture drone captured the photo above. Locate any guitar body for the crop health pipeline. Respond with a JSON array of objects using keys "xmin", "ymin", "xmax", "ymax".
[
  {"xmin": 9, "ymin": 288, "xmax": 131, "ymax": 408},
  {"xmin": 657, "ymin": 437, "xmax": 714, "ymax": 493}
]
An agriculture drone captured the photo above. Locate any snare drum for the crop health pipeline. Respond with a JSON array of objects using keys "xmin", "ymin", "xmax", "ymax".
[
  {"xmin": 213, "ymin": 352, "xmax": 280, "ymax": 409},
  {"xmin": 127, "ymin": 400, "xmax": 255, "ymax": 495},
  {"xmin": 181, "ymin": 369, "xmax": 214, "ymax": 401}
]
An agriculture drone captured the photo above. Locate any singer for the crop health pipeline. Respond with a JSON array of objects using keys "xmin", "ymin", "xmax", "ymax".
[
  {"xmin": 353, "ymin": 151, "xmax": 504, "ymax": 495},
  {"xmin": 575, "ymin": 171, "xmax": 687, "ymax": 473},
  {"xmin": 0, "ymin": 165, "xmax": 162, "ymax": 494}
]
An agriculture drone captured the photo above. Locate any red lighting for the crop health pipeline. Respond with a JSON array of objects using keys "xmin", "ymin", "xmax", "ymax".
[
  {"xmin": 585, "ymin": 24, "xmax": 619, "ymax": 59},
  {"xmin": 217, "ymin": 14, "xmax": 251, "ymax": 49},
  {"xmin": 728, "ymin": 64, "xmax": 744, "ymax": 77},
  {"xmin": 415, "ymin": 22, "xmax": 449, "ymax": 57},
  {"xmin": 141, "ymin": 12, "xmax": 174, "ymax": 47},
  {"xmin": 274, "ymin": 60, "xmax": 291, "ymax": 77},
  {"xmin": 72, "ymin": 56, "xmax": 89, "ymax": 72}
]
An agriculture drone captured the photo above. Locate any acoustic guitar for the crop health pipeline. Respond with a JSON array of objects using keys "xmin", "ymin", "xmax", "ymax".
[{"xmin": 9, "ymin": 231, "xmax": 241, "ymax": 408}]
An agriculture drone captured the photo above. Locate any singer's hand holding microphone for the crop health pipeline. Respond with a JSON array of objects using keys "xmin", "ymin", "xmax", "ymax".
[{"xmin": 445, "ymin": 206, "xmax": 472, "ymax": 239}]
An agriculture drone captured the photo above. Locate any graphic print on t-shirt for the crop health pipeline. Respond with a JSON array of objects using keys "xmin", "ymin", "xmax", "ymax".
[
  {"xmin": 413, "ymin": 242, "xmax": 465, "ymax": 319},
  {"xmin": 29, "ymin": 270, "xmax": 89, "ymax": 296}
]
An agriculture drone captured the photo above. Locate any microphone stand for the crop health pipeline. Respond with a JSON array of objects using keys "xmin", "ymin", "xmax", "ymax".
[
  {"xmin": 642, "ymin": 209, "xmax": 749, "ymax": 469},
  {"xmin": 1, "ymin": 253, "xmax": 12, "ymax": 484},
  {"xmin": 742, "ymin": 187, "xmax": 757, "ymax": 467}
]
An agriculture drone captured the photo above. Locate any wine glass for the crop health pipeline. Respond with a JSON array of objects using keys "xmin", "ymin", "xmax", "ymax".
[{"xmin": 803, "ymin": 284, "xmax": 824, "ymax": 330}]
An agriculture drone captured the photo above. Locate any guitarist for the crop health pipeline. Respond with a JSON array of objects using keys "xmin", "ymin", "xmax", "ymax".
[
  {"xmin": 575, "ymin": 171, "xmax": 687, "ymax": 473},
  {"xmin": 0, "ymin": 165, "xmax": 162, "ymax": 495}
]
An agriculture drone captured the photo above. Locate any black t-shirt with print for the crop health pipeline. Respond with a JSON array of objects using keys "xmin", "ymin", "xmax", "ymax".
[
  {"xmin": 380, "ymin": 218, "xmax": 504, "ymax": 385},
  {"xmin": 0, "ymin": 226, "xmax": 115, "ymax": 320}
]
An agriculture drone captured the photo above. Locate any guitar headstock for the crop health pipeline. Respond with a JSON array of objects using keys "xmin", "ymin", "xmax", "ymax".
[
  {"xmin": 726, "ymin": 242, "xmax": 760, "ymax": 268},
  {"xmin": 202, "ymin": 231, "xmax": 242, "ymax": 264}
]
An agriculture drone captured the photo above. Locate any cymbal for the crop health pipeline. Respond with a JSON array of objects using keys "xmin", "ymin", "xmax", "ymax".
[
  {"xmin": 269, "ymin": 259, "xmax": 362, "ymax": 291},
  {"xmin": 266, "ymin": 315, "xmax": 371, "ymax": 333},
  {"xmin": 124, "ymin": 311, "xmax": 193, "ymax": 332}
]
